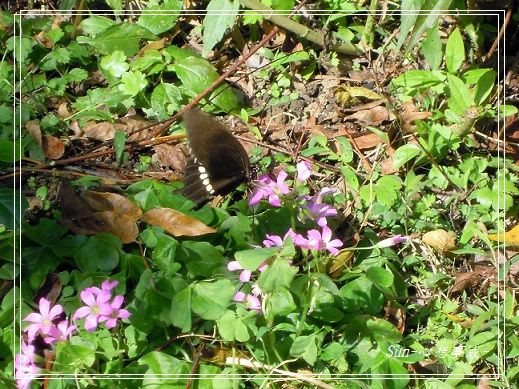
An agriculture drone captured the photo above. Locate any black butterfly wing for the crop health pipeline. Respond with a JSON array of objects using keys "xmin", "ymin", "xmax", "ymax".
[{"xmin": 178, "ymin": 109, "xmax": 250, "ymax": 207}]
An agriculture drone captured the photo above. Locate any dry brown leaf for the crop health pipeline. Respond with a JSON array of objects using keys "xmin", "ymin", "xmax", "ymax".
[
  {"xmin": 142, "ymin": 208, "xmax": 216, "ymax": 237},
  {"xmin": 94, "ymin": 211, "xmax": 139, "ymax": 244},
  {"xmin": 83, "ymin": 121, "xmax": 116, "ymax": 140},
  {"xmin": 82, "ymin": 116, "xmax": 154, "ymax": 141},
  {"xmin": 328, "ymin": 250, "xmax": 354, "ymax": 278},
  {"xmin": 26, "ymin": 120, "xmax": 42, "ymax": 146},
  {"xmin": 152, "ymin": 143, "xmax": 186, "ymax": 171},
  {"xmin": 422, "ymin": 229, "xmax": 457, "ymax": 253},
  {"xmin": 488, "ymin": 224, "xmax": 519, "ymax": 245},
  {"xmin": 401, "ymin": 101, "xmax": 432, "ymax": 132},
  {"xmin": 82, "ymin": 191, "xmax": 142, "ymax": 221},
  {"xmin": 335, "ymin": 85, "xmax": 384, "ymax": 108},
  {"xmin": 42, "ymin": 135, "xmax": 65, "ymax": 159},
  {"xmin": 352, "ymin": 132, "xmax": 384, "ymax": 150},
  {"xmin": 345, "ymin": 106, "xmax": 395, "ymax": 125},
  {"xmin": 59, "ymin": 181, "xmax": 107, "ymax": 235},
  {"xmin": 57, "ymin": 102, "xmax": 72, "ymax": 119}
]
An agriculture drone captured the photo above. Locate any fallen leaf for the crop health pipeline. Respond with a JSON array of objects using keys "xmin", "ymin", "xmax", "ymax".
[
  {"xmin": 328, "ymin": 250, "xmax": 354, "ymax": 278},
  {"xmin": 94, "ymin": 211, "xmax": 139, "ymax": 243},
  {"xmin": 449, "ymin": 269, "xmax": 490, "ymax": 295},
  {"xmin": 82, "ymin": 191, "xmax": 142, "ymax": 221},
  {"xmin": 42, "ymin": 135, "xmax": 65, "ymax": 159},
  {"xmin": 59, "ymin": 180, "xmax": 106, "ymax": 235},
  {"xmin": 422, "ymin": 229, "xmax": 457, "ymax": 253},
  {"xmin": 488, "ymin": 224, "xmax": 519, "ymax": 244},
  {"xmin": 142, "ymin": 208, "xmax": 216, "ymax": 237},
  {"xmin": 83, "ymin": 121, "xmax": 116, "ymax": 141},
  {"xmin": 335, "ymin": 85, "xmax": 384, "ymax": 108},
  {"xmin": 345, "ymin": 106, "xmax": 395, "ymax": 125},
  {"xmin": 153, "ymin": 143, "xmax": 186, "ymax": 171},
  {"xmin": 26, "ymin": 120, "xmax": 42, "ymax": 146},
  {"xmin": 57, "ymin": 103, "xmax": 72, "ymax": 118}
]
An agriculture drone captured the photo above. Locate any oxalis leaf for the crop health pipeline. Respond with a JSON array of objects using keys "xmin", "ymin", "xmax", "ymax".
[
  {"xmin": 174, "ymin": 56, "xmax": 239, "ymax": 112},
  {"xmin": 202, "ymin": 0, "xmax": 240, "ymax": 57}
]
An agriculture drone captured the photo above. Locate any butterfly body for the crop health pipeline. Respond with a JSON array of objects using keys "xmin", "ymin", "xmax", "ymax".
[{"xmin": 179, "ymin": 109, "xmax": 250, "ymax": 207}]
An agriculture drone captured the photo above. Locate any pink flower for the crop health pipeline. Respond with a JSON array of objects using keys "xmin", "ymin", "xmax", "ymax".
[
  {"xmin": 296, "ymin": 161, "xmax": 312, "ymax": 182},
  {"xmin": 248, "ymin": 171, "xmax": 291, "ymax": 207},
  {"xmin": 233, "ymin": 286, "xmax": 262, "ymax": 313},
  {"xmin": 301, "ymin": 187, "xmax": 338, "ymax": 227},
  {"xmin": 228, "ymin": 260, "xmax": 268, "ymax": 282},
  {"xmin": 263, "ymin": 228, "xmax": 307, "ymax": 249},
  {"xmin": 73, "ymin": 288, "xmax": 113, "ymax": 331},
  {"xmin": 23, "ymin": 298, "xmax": 63, "ymax": 341},
  {"xmin": 44, "ymin": 320, "xmax": 76, "ymax": 344},
  {"xmin": 376, "ymin": 235, "xmax": 409, "ymax": 248},
  {"xmin": 101, "ymin": 295, "xmax": 131, "ymax": 329},
  {"xmin": 101, "ymin": 280, "xmax": 119, "ymax": 292},
  {"xmin": 299, "ymin": 226, "xmax": 343, "ymax": 256},
  {"xmin": 15, "ymin": 341, "xmax": 40, "ymax": 389}
]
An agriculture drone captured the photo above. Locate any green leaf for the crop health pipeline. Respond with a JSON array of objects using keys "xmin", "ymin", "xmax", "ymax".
[
  {"xmin": 258, "ymin": 257, "xmax": 297, "ymax": 293},
  {"xmin": 445, "ymin": 27, "xmax": 465, "ymax": 73},
  {"xmin": 138, "ymin": 0, "xmax": 183, "ymax": 35},
  {"xmin": 216, "ymin": 310, "xmax": 250, "ymax": 342},
  {"xmin": 265, "ymin": 288, "xmax": 296, "ymax": 317},
  {"xmin": 501, "ymin": 104, "xmax": 518, "ymax": 117},
  {"xmin": 0, "ymin": 188, "xmax": 28, "ymax": 230},
  {"xmin": 339, "ymin": 275, "xmax": 385, "ymax": 314},
  {"xmin": 54, "ymin": 342, "xmax": 96, "ymax": 373},
  {"xmin": 73, "ymin": 234, "xmax": 121, "ymax": 273},
  {"xmin": 0, "ymin": 140, "xmax": 17, "ymax": 162},
  {"xmin": 202, "ymin": 0, "xmax": 240, "ymax": 57},
  {"xmin": 174, "ymin": 56, "xmax": 239, "ymax": 112},
  {"xmin": 366, "ymin": 318, "xmax": 402, "ymax": 346},
  {"xmin": 139, "ymin": 351, "xmax": 189, "ymax": 375},
  {"xmin": 119, "ymin": 70, "xmax": 148, "ymax": 96},
  {"xmin": 191, "ymin": 279, "xmax": 235, "ymax": 320},
  {"xmin": 404, "ymin": 0, "xmax": 453, "ymax": 54},
  {"xmin": 65, "ymin": 68, "xmax": 89, "ymax": 83},
  {"xmin": 421, "ymin": 22, "xmax": 442, "ymax": 70},
  {"xmin": 114, "ymin": 130, "xmax": 126, "ymax": 165},
  {"xmin": 87, "ymin": 23, "xmax": 157, "ymax": 56},
  {"xmin": 170, "ymin": 287, "xmax": 191, "ymax": 332},
  {"xmin": 473, "ymin": 69, "xmax": 496, "ymax": 105},
  {"xmin": 366, "ymin": 267, "xmax": 394, "ymax": 288},
  {"xmin": 447, "ymin": 74, "xmax": 473, "ymax": 115},
  {"xmin": 80, "ymin": 16, "xmax": 116, "ymax": 36},
  {"xmin": 290, "ymin": 335, "xmax": 318, "ymax": 365},
  {"xmin": 100, "ymin": 50, "xmax": 129, "ymax": 78},
  {"xmin": 234, "ymin": 247, "xmax": 278, "ymax": 271},
  {"xmin": 392, "ymin": 143, "xmax": 422, "ymax": 170},
  {"xmin": 391, "ymin": 70, "xmax": 446, "ymax": 89}
]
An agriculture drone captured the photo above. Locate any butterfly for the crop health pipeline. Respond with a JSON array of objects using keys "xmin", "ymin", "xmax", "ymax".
[{"xmin": 178, "ymin": 108, "xmax": 251, "ymax": 207}]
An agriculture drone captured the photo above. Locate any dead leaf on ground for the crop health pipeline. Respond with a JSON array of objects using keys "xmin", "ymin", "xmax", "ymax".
[
  {"xmin": 26, "ymin": 120, "xmax": 42, "ymax": 146},
  {"xmin": 422, "ymin": 229, "xmax": 457, "ymax": 253},
  {"xmin": 57, "ymin": 103, "xmax": 72, "ymax": 119},
  {"xmin": 153, "ymin": 143, "xmax": 186, "ymax": 171},
  {"xmin": 449, "ymin": 266, "xmax": 494, "ymax": 295},
  {"xmin": 82, "ymin": 191, "xmax": 142, "ymax": 221},
  {"xmin": 344, "ymin": 106, "xmax": 395, "ymax": 126},
  {"xmin": 42, "ymin": 135, "xmax": 65, "ymax": 160},
  {"xmin": 328, "ymin": 250, "xmax": 354, "ymax": 278},
  {"xmin": 401, "ymin": 101, "xmax": 432, "ymax": 132},
  {"xmin": 334, "ymin": 85, "xmax": 384, "ymax": 109},
  {"xmin": 142, "ymin": 208, "xmax": 216, "ymax": 237},
  {"xmin": 94, "ymin": 211, "xmax": 139, "ymax": 243},
  {"xmin": 59, "ymin": 181, "xmax": 107, "ymax": 235},
  {"xmin": 82, "ymin": 115, "xmax": 155, "ymax": 141}
]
